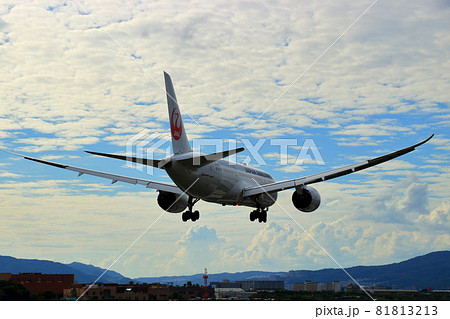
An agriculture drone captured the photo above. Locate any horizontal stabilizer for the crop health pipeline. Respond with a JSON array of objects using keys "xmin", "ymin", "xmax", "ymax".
[
  {"xmin": 85, "ymin": 150, "xmax": 162, "ymax": 169},
  {"xmin": 179, "ymin": 147, "xmax": 245, "ymax": 167}
]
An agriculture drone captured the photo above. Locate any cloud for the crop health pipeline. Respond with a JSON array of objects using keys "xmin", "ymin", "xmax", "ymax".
[
  {"xmin": 0, "ymin": 0, "xmax": 447, "ymax": 278},
  {"xmin": 1, "ymin": 0, "xmax": 447, "ymax": 146},
  {"xmin": 231, "ymin": 200, "xmax": 450, "ymax": 271},
  {"xmin": 243, "ymin": 222, "xmax": 300, "ymax": 268},
  {"xmin": 168, "ymin": 225, "xmax": 226, "ymax": 274},
  {"xmin": 275, "ymin": 165, "xmax": 306, "ymax": 173},
  {"xmin": 331, "ymin": 123, "xmax": 412, "ymax": 137},
  {"xmin": 354, "ymin": 176, "xmax": 429, "ymax": 224},
  {"xmin": 15, "ymin": 136, "xmax": 100, "ymax": 152},
  {"xmin": 0, "ymin": 172, "xmax": 22, "ymax": 178},
  {"xmin": 429, "ymin": 137, "xmax": 450, "ymax": 151},
  {"xmin": 397, "ymin": 182, "xmax": 428, "ymax": 214},
  {"xmin": 415, "ymin": 201, "xmax": 450, "ymax": 230}
]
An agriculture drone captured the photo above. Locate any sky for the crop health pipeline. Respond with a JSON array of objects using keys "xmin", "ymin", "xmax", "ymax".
[{"xmin": 0, "ymin": 0, "xmax": 449, "ymax": 279}]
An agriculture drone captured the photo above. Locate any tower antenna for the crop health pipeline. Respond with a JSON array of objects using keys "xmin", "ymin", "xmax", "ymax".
[{"xmin": 202, "ymin": 268, "xmax": 208, "ymax": 299}]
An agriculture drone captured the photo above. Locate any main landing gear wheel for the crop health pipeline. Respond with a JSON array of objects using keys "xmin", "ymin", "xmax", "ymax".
[
  {"xmin": 182, "ymin": 197, "xmax": 200, "ymax": 222},
  {"xmin": 249, "ymin": 208, "xmax": 268, "ymax": 223},
  {"xmin": 182, "ymin": 210, "xmax": 199, "ymax": 222}
]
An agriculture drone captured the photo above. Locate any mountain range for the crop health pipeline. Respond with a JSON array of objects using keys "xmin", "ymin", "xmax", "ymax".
[
  {"xmin": 1, "ymin": 251, "xmax": 449, "ymax": 289},
  {"xmin": 0, "ymin": 256, "xmax": 132, "ymax": 284}
]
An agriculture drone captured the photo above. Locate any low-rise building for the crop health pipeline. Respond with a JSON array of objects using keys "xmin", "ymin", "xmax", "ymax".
[
  {"xmin": 212, "ymin": 279, "xmax": 284, "ymax": 291},
  {"xmin": 211, "ymin": 280, "xmax": 241, "ymax": 289},
  {"xmin": 170, "ymin": 286, "xmax": 215, "ymax": 300},
  {"xmin": 346, "ymin": 283, "xmax": 361, "ymax": 293},
  {"xmin": 1, "ymin": 273, "xmax": 75, "ymax": 299},
  {"xmin": 237, "ymin": 280, "xmax": 284, "ymax": 291},
  {"xmin": 66, "ymin": 283, "xmax": 170, "ymax": 301},
  {"xmin": 214, "ymin": 288, "xmax": 254, "ymax": 300},
  {"xmin": 65, "ymin": 283, "xmax": 214, "ymax": 300},
  {"xmin": 0, "ymin": 273, "xmax": 12, "ymax": 281},
  {"xmin": 293, "ymin": 280, "xmax": 341, "ymax": 292}
]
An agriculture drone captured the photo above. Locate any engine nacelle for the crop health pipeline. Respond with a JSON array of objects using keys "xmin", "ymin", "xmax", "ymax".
[
  {"xmin": 157, "ymin": 191, "xmax": 189, "ymax": 213},
  {"xmin": 292, "ymin": 186, "xmax": 321, "ymax": 213}
]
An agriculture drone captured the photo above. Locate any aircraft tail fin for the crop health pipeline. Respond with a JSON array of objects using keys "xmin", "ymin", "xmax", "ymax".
[{"xmin": 164, "ymin": 72, "xmax": 192, "ymax": 154}]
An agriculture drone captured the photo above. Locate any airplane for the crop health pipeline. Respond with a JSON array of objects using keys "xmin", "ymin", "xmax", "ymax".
[{"xmin": 0, "ymin": 72, "xmax": 434, "ymax": 223}]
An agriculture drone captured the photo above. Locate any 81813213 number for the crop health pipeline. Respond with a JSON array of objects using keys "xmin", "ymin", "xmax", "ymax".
[{"xmin": 376, "ymin": 305, "xmax": 438, "ymax": 316}]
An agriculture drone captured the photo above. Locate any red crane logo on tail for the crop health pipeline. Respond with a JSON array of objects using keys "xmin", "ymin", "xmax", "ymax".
[{"xmin": 171, "ymin": 108, "xmax": 182, "ymax": 140}]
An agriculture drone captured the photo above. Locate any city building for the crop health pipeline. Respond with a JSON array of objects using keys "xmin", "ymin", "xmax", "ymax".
[
  {"xmin": 237, "ymin": 280, "xmax": 285, "ymax": 291},
  {"xmin": 65, "ymin": 283, "xmax": 215, "ymax": 301},
  {"xmin": 66, "ymin": 283, "xmax": 171, "ymax": 301},
  {"xmin": 211, "ymin": 279, "xmax": 284, "ymax": 291},
  {"xmin": 170, "ymin": 285, "xmax": 215, "ymax": 300},
  {"xmin": 293, "ymin": 280, "xmax": 341, "ymax": 292},
  {"xmin": 1, "ymin": 273, "xmax": 75, "ymax": 299},
  {"xmin": 0, "ymin": 273, "xmax": 11, "ymax": 281},
  {"xmin": 214, "ymin": 288, "xmax": 254, "ymax": 300},
  {"xmin": 346, "ymin": 283, "xmax": 361, "ymax": 293},
  {"xmin": 211, "ymin": 280, "xmax": 241, "ymax": 289}
]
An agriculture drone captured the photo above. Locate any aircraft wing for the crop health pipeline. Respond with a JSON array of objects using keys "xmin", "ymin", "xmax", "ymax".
[
  {"xmin": 0, "ymin": 149, "xmax": 184, "ymax": 195},
  {"xmin": 243, "ymin": 134, "xmax": 434, "ymax": 197}
]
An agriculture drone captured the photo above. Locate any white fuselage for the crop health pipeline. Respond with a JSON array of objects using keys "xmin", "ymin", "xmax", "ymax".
[{"xmin": 164, "ymin": 152, "xmax": 277, "ymax": 208}]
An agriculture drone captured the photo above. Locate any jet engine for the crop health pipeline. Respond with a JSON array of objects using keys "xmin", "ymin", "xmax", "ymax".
[
  {"xmin": 157, "ymin": 191, "xmax": 189, "ymax": 213},
  {"xmin": 292, "ymin": 186, "xmax": 321, "ymax": 212}
]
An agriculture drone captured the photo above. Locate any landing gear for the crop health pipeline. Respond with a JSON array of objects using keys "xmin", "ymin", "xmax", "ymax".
[
  {"xmin": 182, "ymin": 210, "xmax": 199, "ymax": 222},
  {"xmin": 249, "ymin": 207, "xmax": 268, "ymax": 223},
  {"xmin": 249, "ymin": 195, "xmax": 268, "ymax": 223},
  {"xmin": 182, "ymin": 197, "xmax": 200, "ymax": 222}
]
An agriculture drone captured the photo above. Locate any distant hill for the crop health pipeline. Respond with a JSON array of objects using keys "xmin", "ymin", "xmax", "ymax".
[
  {"xmin": 134, "ymin": 270, "xmax": 285, "ymax": 286},
  {"xmin": 0, "ymin": 256, "xmax": 132, "ymax": 284},
  {"xmin": 135, "ymin": 251, "xmax": 450, "ymax": 290},
  {"xmin": 281, "ymin": 251, "xmax": 450, "ymax": 289},
  {"xmin": 1, "ymin": 251, "xmax": 449, "ymax": 289}
]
